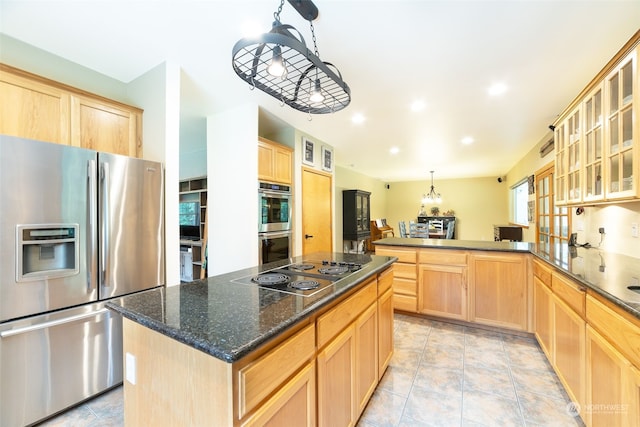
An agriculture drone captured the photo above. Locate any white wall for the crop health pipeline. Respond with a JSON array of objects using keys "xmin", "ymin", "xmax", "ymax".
[
  {"xmin": 574, "ymin": 201, "xmax": 640, "ymax": 257},
  {"xmin": 207, "ymin": 104, "xmax": 259, "ymax": 274},
  {"xmin": 127, "ymin": 62, "xmax": 181, "ymax": 286}
]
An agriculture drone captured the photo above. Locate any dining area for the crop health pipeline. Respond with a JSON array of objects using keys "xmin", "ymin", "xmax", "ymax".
[{"xmin": 371, "ymin": 216, "xmax": 457, "ymax": 242}]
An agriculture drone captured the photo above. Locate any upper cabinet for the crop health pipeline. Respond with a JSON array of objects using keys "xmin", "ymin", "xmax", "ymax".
[
  {"xmin": 0, "ymin": 64, "xmax": 143, "ymax": 157},
  {"xmin": 258, "ymin": 137, "xmax": 293, "ymax": 184},
  {"xmin": 554, "ymin": 32, "xmax": 638, "ymax": 205}
]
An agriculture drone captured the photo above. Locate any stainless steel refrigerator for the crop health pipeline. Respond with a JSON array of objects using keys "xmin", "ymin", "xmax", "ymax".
[{"xmin": 0, "ymin": 135, "xmax": 165, "ymax": 426}]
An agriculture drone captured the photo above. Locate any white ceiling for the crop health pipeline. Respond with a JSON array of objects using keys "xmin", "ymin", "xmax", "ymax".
[{"xmin": 1, "ymin": 1, "xmax": 639, "ymax": 182}]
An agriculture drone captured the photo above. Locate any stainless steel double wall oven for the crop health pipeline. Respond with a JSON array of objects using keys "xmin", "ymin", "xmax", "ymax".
[{"xmin": 258, "ymin": 182, "xmax": 292, "ymax": 264}]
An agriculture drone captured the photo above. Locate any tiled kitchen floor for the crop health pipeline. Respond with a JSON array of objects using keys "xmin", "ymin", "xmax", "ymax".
[{"xmin": 38, "ymin": 313, "xmax": 583, "ymax": 427}]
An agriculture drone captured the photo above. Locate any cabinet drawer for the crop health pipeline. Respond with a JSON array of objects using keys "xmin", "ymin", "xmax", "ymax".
[
  {"xmin": 393, "ymin": 294, "xmax": 417, "ymax": 312},
  {"xmin": 238, "ymin": 323, "xmax": 316, "ymax": 418},
  {"xmin": 394, "ymin": 278, "xmax": 417, "ymax": 297},
  {"xmin": 394, "ymin": 263, "xmax": 416, "ymax": 279},
  {"xmin": 317, "ymin": 279, "xmax": 377, "ymax": 349},
  {"xmin": 586, "ymin": 294, "xmax": 640, "ymax": 369},
  {"xmin": 419, "ymin": 249, "xmax": 467, "ymax": 265},
  {"xmin": 378, "ymin": 267, "xmax": 393, "ymax": 295},
  {"xmin": 552, "ymin": 273, "xmax": 585, "ymax": 317},
  {"xmin": 375, "ymin": 247, "xmax": 416, "ymax": 264},
  {"xmin": 533, "ymin": 258, "xmax": 552, "ymax": 286}
]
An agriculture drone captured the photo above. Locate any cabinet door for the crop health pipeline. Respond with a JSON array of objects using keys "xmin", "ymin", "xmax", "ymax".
[
  {"xmin": 0, "ymin": 69, "xmax": 70, "ymax": 145},
  {"xmin": 554, "ymin": 295, "xmax": 586, "ymax": 410},
  {"xmin": 533, "ymin": 277, "xmax": 553, "ymax": 360},
  {"xmin": 71, "ymin": 95, "xmax": 141, "ymax": 157},
  {"xmin": 605, "ymin": 51, "xmax": 635, "ymax": 200},
  {"xmin": 273, "ymin": 146, "xmax": 292, "ymax": 184},
  {"xmin": 355, "ymin": 303, "xmax": 378, "ymax": 417},
  {"xmin": 378, "ymin": 287, "xmax": 394, "ymax": 379},
  {"xmin": 586, "ymin": 325, "xmax": 631, "ymax": 427},
  {"xmin": 469, "ymin": 253, "xmax": 527, "ymax": 331},
  {"xmin": 418, "ymin": 264, "xmax": 467, "ymax": 321},
  {"xmin": 317, "ymin": 324, "xmax": 356, "ymax": 427},
  {"xmin": 241, "ymin": 362, "xmax": 316, "ymax": 427},
  {"xmin": 257, "ymin": 141, "xmax": 275, "ymax": 181},
  {"xmin": 583, "ymin": 85, "xmax": 605, "ymax": 202}
]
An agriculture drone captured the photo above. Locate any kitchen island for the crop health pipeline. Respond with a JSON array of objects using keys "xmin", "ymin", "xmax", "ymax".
[
  {"xmin": 374, "ymin": 237, "xmax": 640, "ymax": 426},
  {"xmin": 106, "ymin": 252, "xmax": 396, "ymax": 427}
]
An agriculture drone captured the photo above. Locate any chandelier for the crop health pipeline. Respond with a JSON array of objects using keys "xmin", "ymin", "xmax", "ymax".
[
  {"xmin": 422, "ymin": 171, "xmax": 442, "ymax": 204},
  {"xmin": 231, "ymin": 0, "xmax": 351, "ymax": 114}
]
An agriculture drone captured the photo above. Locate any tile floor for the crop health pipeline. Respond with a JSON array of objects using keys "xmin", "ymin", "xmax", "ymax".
[{"xmin": 37, "ymin": 313, "xmax": 584, "ymax": 427}]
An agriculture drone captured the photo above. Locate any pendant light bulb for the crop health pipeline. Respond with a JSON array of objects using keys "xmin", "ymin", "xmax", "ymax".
[
  {"xmin": 309, "ymin": 78, "xmax": 325, "ymax": 103},
  {"xmin": 267, "ymin": 46, "xmax": 287, "ymax": 78}
]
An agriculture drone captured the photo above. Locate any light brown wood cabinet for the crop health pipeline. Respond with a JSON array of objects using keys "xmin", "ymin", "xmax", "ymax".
[
  {"xmin": 468, "ymin": 252, "xmax": 528, "ymax": 330},
  {"xmin": 0, "ymin": 67, "xmax": 70, "ymax": 144},
  {"xmin": 258, "ymin": 137, "xmax": 293, "ymax": 184},
  {"xmin": 0, "ymin": 64, "xmax": 142, "ymax": 157},
  {"xmin": 71, "ymin": 94, "xmax": 141, "ymax": 156},
  {"xmin": 533, "ymin": 272, "xmax": 553, "ymax": 360},
  {"xmin": 377, "ymin": 268, "xmax": 394, "ymax": 379},
  {"xmin": 554, "ymin": 32, "xmax": 639, "ymax": 205},
  {"xmin": 374, "ymin": 247, "xmax": 417, "ymax": 312},
  {"xmin": 417, "ymin": 250, "xmax": 468, "ymax": 323}
]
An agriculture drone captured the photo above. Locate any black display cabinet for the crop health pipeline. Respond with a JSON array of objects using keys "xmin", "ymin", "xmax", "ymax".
[{"xmin": 343, "ymin": 190, "xmax": 371, "ymax": 242}]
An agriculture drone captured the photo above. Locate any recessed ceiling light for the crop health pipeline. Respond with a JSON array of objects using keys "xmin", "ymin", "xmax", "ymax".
[
  {"xmin": 410, "ymin": 100, "xmax": 426, "ymax": 112},
  {"xmin": 352, "ymin": 113, "xmax": 366, "ymax": 124},
  {"xmin": 390, "ymin": 146, "xmax": 400, "ymax": 154},
  {"xmin": 488, "ymin": 82, "xmax": 508, "ymax": 96},
  {"xmin": 461, "ymin": 136, "xmax": 474, "ymax": 145}
]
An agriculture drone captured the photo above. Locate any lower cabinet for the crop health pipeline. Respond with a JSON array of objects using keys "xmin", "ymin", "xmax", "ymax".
[
  {"xmin": 553, "ymin": 293, "xmax": 586, "ymax": 409},
  {"xmin": 586, "ymin": 325, "xmax": 632, "ymax": 427},
  {"xmin": 469, "ymin": 252, "xmax": 528, "ymax": 331},
  {"xmin": 378, "ymin": 287, "xmax": 394, "ymax": 379},
  {"xmin": 242, "ymin": 362, "xmax": 316, "ymax": 427},
  {"xmin": 418, "ymin": 263, "xmax": 467, "ymax": 320},
  {"xmin": 533, "ymin": 276, "xmax": 553, "ymax": 359},
  {"xmin": 317, "ymin": 324, "xmax": 357, "ymax": 427},
  {"xmin": 355, "ymin": 303, "xmax": 378, "ymax": 415},
  {"xmin": 374, "ymin": 247, "xmax": 417, "ymax": 311}
]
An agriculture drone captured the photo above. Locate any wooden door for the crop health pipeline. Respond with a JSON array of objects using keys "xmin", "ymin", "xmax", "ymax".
[
  {"xmin": 71, "ymin": 95, "xmax": 141, "ymax": 157},
  {"xmin": 554, "ymin": 295, "xmax": 586, "ymax": 409},
  {"xmin": 536, "ymin": 162, "xmax": 571, "ymax": 248},
  {"xmin": 355, "ymin": 303, "xmax": 378, "ymax": 417},
  {"xmin": 302, "ymin": 167, "xmax": 332, "ymax": 255},
  {"xmin": 586, "ymin": 325, "xmax": 630, "ymax": 427},
  {"xmin": 533, "ymin": 277, "xmax": 553, "ymax": 360},
  {"xmin": 0, "ymin": 68, "xmax": 70, "ymax": 144},
  {"xmin": 317, "ymin": 324, "xmax": 356, "ymax": 427},
  {"xmin": 469, "ymin": 253, "xmax": 527, "ymax": 331},
  {"xmin": 418, "ymin": 264, "xmax": 467, "ymax": 321}
]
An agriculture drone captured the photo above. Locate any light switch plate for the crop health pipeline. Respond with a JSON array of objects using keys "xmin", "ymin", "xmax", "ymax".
[
  {"xmin": 632, "ymin": 223, "xmax": 639, "ymax": 238},
  {"xmin": 125, "ymin": 352, "xmax": 137, "ymax": 385}
]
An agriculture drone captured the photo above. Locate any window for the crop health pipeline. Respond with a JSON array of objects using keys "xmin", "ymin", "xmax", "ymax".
[{"xmin": 511, "ymin": 178, "xmax": 529, "ymax": 226}]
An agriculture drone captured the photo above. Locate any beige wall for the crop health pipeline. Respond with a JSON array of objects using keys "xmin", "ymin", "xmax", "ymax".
[{"xmin": 385, "ymin": 177, "xmax": 508, "ymax": 241}]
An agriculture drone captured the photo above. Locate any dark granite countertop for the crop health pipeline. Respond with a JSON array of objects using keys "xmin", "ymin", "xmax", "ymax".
[
  {"xmin": 374, "ymin": 237, "xmax": 640, "ymax": 320},
  {"xmin": 106, "ymin": 252, "xmax": 396, "ymax": 363},
  {"xmin": 374, "ymin": 237, "xmax": 533, "ymax": 253}
]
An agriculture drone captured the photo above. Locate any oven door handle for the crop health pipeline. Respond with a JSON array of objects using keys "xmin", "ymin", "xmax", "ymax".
[
  {"xmin": 259, "ymin": 190, "xmax": 290, "ymax": 199},
  {"xmin": 260, "ymin": 231, "xmax": 292, "ymax": 239}
]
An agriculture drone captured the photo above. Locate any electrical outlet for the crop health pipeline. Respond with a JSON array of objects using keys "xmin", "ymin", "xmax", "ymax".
[
  {"xmin": 599, "ymin": 227, "xmax": 605, "ymax": 234},
  {"xmin": 125, "ymin": 352, "xmax": 137, "ymax": 385},
  {"xmin": 632, "ymin": 223, "xmax": 639, "ymax": 238}
]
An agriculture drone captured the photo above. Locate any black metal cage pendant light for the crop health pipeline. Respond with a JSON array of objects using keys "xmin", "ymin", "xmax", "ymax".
[{"xmin": 231, "ymin": 0, "xmax": 351, "ymax": 114}]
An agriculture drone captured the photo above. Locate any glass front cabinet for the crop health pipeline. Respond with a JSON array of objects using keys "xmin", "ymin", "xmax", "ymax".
[
  {"xmin": 342, "ymin": 190, "xmax": 371, "ymax": 241},
  {"xmin": 554, "ymin": 36, "xmax": 638, "ymax": 205}
]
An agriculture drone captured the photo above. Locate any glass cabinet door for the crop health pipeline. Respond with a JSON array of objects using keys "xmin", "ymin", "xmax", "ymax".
[
  {"xmin": 567, "ymin": 108, "xmax": 582, "ymax": 203},
  {"xmin": 606, "ymin": 54, "xmax": 635, "ymax": 199},
  {"xmin": 554, "ymin": 123, "xmax": 567, "ymax": 204},
  {"xmin": 584, "ymin": 86, "xmax": 604, "ymax": 202}
]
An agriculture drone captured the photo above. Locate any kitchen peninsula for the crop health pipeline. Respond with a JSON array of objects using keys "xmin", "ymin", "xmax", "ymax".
[
  {"xmin": 374, "ymin": 237, "xmax": 640, "ymax": 426},
  {"xmin": 106, "ymin": 253, "xmax": 396, "ymax": 426}
]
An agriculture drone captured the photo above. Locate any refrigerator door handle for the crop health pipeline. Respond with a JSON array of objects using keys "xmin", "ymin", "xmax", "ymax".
[
  {"xmin": 0, "ymin": 308, "xmax": 110, "ymax": 338},
  {"xmin": 100, "ymin": 161, "xmax": 110, "ymax": 287},
  {"xmin": 87, "ymin": 159, "xmax": 97, "ymax": 292}
]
